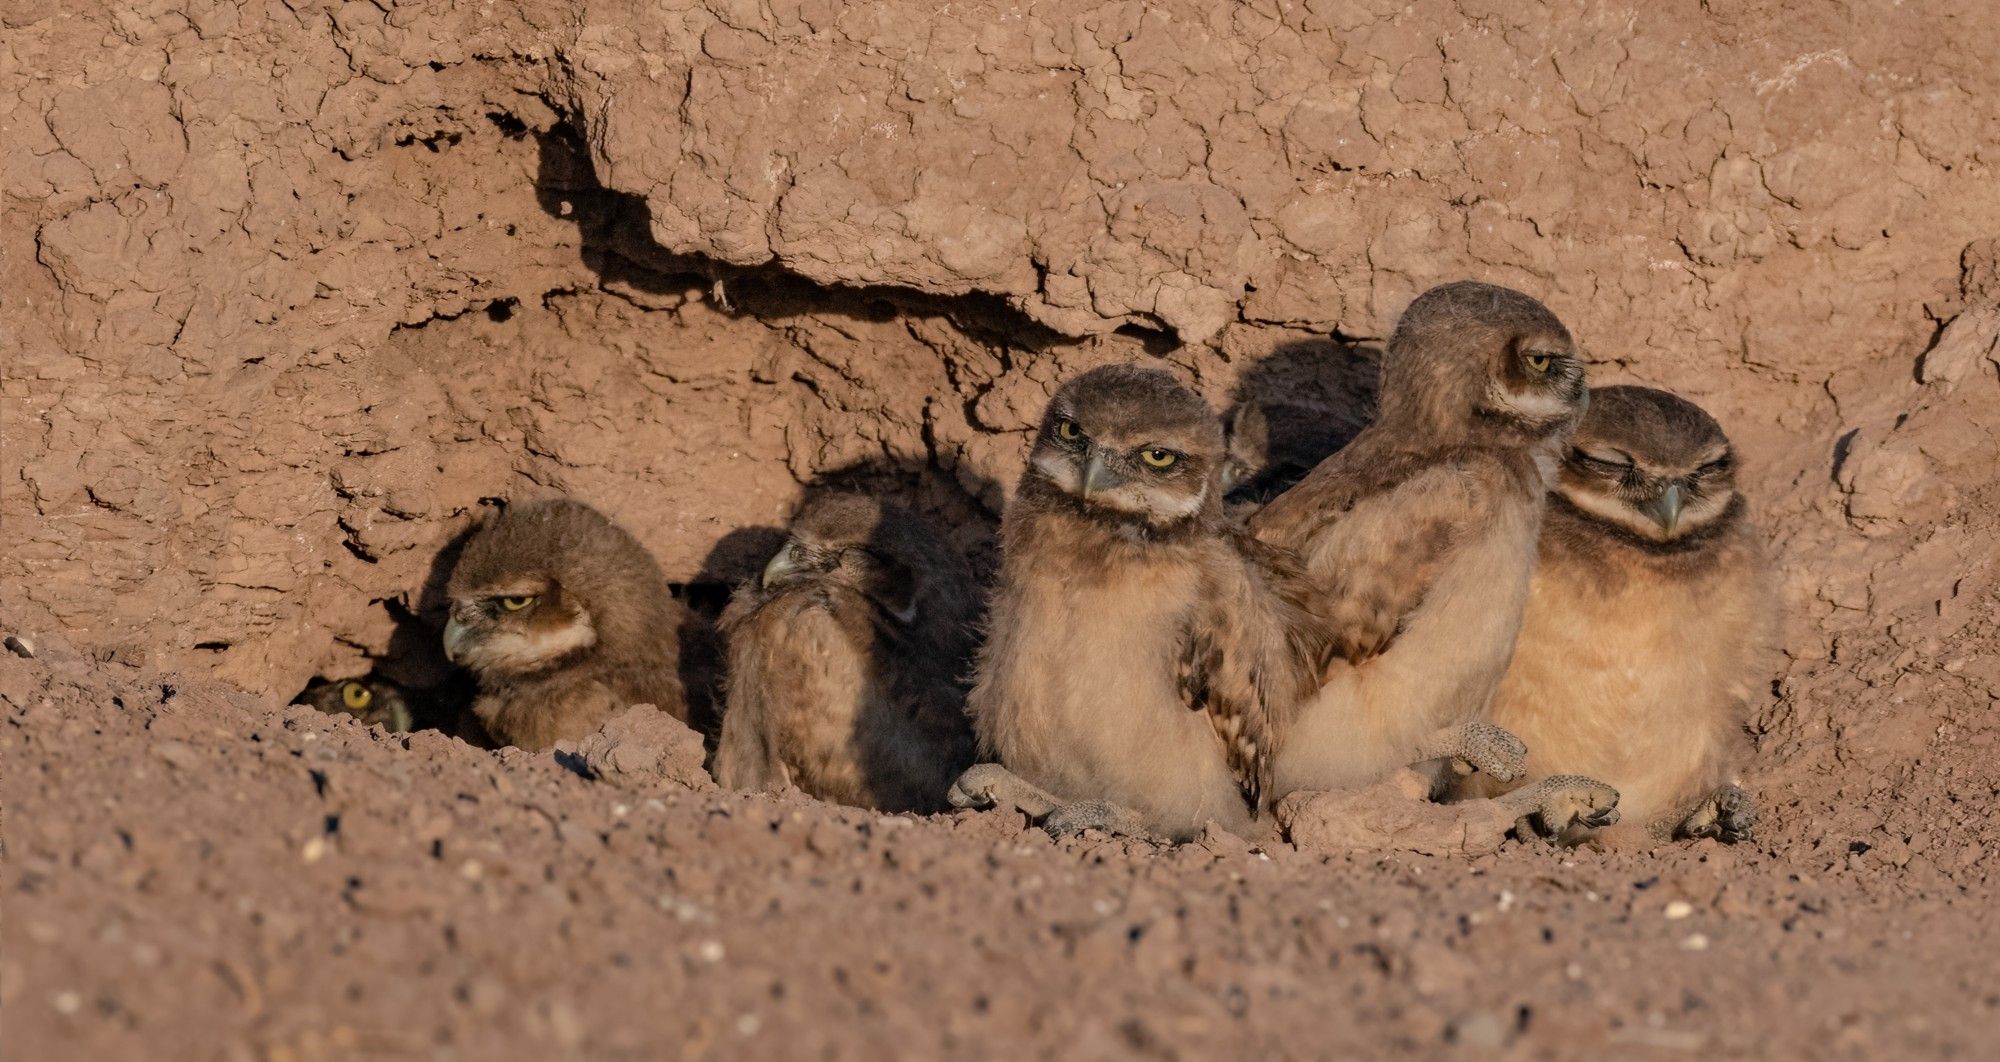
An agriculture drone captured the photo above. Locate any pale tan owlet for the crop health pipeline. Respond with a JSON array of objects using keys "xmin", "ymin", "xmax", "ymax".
[
  {"xmin": 1249, "ymin": 281, "xmax": 1620, "ymax": 837},
  {"xmin": 443, "ymin": 498, "xmax": 693, "ymax": 751},
  {"xmin": 710, "ymin": 493, "xmax": 980, "ymax": 813},
  {"xmin": 951, "ymin": 364, "xmax": 1342, "ymax": 842},
  {"xmin": 1469, "ymin": 385, "xmax": 1776, "ymax": 844}
]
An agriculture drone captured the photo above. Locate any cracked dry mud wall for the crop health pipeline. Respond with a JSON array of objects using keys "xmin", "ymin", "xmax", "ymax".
[{"xmin": 6, "ymin": 0, "xmax": 2000, "ymax": 860}]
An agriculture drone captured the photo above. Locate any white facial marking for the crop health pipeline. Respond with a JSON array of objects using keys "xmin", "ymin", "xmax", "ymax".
[
  {"xmin": 1560, "ymin": 485, "xmax": 1732, "ymax": 542},
  {"xmin": 1088, "ymin": 481, "xmax": 1207, "ymax": 523},
  {"xmin": 1490, "ymin": 379, "xmax": 1574, "ymax": 422},
  {"xmin": 1038, "ymin": 443, "xmax": 1207, "ymax": 524},
  {"xmin": 1033, "ymin": 450, "xmax": 1083, "ymax": 493},
  {"xmin": 460, "ymin": 611, "xmax": 597, "ymax": 674}
]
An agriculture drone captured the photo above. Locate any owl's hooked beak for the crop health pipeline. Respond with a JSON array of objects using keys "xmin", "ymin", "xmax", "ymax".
[
  {"xmin": 1641, "ymin": 482, "xmax": 1684, "ymax": 534},
  {"xmin": 442, "ymin": 616, "xmax": 472, "ymax": 664},
  {"xmin": 762, "ymin": 541, "xmax": 833, "ymax": 589},
  {"xmin": 1080, "ymin": 450, "xmax": 1124, "ymax": 497}
]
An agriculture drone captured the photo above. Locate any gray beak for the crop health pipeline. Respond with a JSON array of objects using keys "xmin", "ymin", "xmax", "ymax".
[
  {"xmin": 442, "ymin": 616, "xmax": 471, "ymax": 664},
  {"xmin": 1081, "ymin": 450, "xmax": 1119, "ymax": 497},
  {"xmin": 1642, "ymin": 483, "xmax": 1684, "ymax": 534},
  {"xmin": 762, "ymin": 542, "xmax": 816, "ymax": 589},
  {"xmin": 756, "ymin": 548, "xmax": 796, "ymax": 592}
]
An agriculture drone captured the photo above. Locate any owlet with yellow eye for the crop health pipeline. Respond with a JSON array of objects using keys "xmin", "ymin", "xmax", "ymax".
[
  {"xmin": 1468, "ymin": 386, "xmax": 1778, "ymax": 845},
  {"xmin": 293, "ymin": 675, "xmax": 417, "ymax": 733},
  {"xmin": 1248, "ymin": 281, "xmax": 1622, "ymax": 838},
  {"xmin": 953, "ymin": 364, "xmax": 1343, "ymax": 841},
  {"xmin": 443, "ymin": 498, "xmax": 697, "ymax": 751}
]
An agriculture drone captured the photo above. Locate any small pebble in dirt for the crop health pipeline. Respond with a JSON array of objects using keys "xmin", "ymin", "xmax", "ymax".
[
  {"xmin": 154, "ymin": 741, "xmax": 199, "ymax": 771},
  {"xmin": 1681, "ymin": 933, "xmax": 1711, "ymax": 951},
  {"xmin": 301, "ymin": 837, "xmax": 328, "ymax": 864},
  {"xmin": 1664, "ymin": 900, "xmax": 1694, "ymax": 920},
  {"xmin": 696, "ymin": 940, "xmax": 726, "ymax": 963},
  {"xmin": 5, "ymin": 634, "xmax": 36, "ymax": 658},
  {"xmin": 51, "ymin": 991, "xmax": 81, "ymax": 1015},
  {"xmin": 1449, "ymin": 1010, "xmax": 1509, "ymax": 1049}
]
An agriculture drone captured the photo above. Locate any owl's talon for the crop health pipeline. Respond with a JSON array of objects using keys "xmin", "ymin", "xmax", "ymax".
[
  {"xmin": 946, "ymin": 763, "xmax": 1005, "ymax": 810},
  {"xmin": 1668, "ymin": 783, "xmax": 1757, "ymax": 844},
  {"xmin": 1502, "ymin": 774, "xmax": 1620, "ymax": 840},
  {"xmin": 947, "ymin": 763, "xmax": 1063, "ymax": 819}
]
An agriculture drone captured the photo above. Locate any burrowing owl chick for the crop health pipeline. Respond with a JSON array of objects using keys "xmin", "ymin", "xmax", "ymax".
[
  {"xmin": 1250, "ymin": 281, "xmax": 1619, "ymax": 835},
  {"xmin": 294, "ymin": 675, "xmax": 416, "ymax": 733},
  {"xmin": 711, "ymin": 493, "xmax": 980, "ymax": 813},
  {"xmin": 954, "ymin": 364, "xmax": 1339, "ymax": 841},
  {"xmin": 444, "ymin": 498, "xmax": 692, "ymax": 751},
  {"xmin": 1474, "ymin": 385, "xmax": 1776, "ymax": 844}
]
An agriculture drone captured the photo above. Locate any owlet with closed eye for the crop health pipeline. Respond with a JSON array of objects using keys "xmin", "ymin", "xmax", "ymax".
[
  {"xmin": 443, "ymin": 498, "xmax": 693, "ymax": 751},
  {"xmin": 1470, "ymin": 385, "xmax": 1777, "ymax": 844},
  {"xmin": 711, "ymin": 493, "xmax": 980, "ymax": 813}
]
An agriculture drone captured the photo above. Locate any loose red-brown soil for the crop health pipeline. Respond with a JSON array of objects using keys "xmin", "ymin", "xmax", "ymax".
[{"xmin": 6, "ymin": 1, "xmax": 2000, "ymax": 1057}]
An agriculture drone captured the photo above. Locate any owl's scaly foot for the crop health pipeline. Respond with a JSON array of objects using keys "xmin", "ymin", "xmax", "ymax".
[
  {"xmin": 1501, "ymin": 774, "xmax": 1620, "ymax": 841},
  {"xmin": 948, "ymin": 764, "xmax": 1155, "ymax": 840},
  {"xmin": 1039, "ymin": 799, "xmax": 1154, "ymax": 840},
  {"xmin": 1658, "ymin": 783, "xmax": 1757, "ymax": 844},
  {"xmin": 1412, "ymin": 721, "xmax": 1529, "ymax": 783},
  {"xmin": 948, "ymin": 763, "xmax": 1064, "ymax": 819}
]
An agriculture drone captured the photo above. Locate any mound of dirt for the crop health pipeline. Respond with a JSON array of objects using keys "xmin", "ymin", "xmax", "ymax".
[{"xmin": 6, "ymin": 0, "xmax": 2000, "ymax": 1056}]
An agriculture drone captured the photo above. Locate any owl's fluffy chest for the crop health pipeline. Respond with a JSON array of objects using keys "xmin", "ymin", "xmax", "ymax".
[
  {"xmin": 970, "ymin": 524, "xmax": 1252, "ymax": 837},
  {"xmin": 1491, "ymin": 534, "xmax": 1761, "ymax": 819},
  {"xmin": 985, "ymin": 545, "xmax": 1198, "ymax": 748}
]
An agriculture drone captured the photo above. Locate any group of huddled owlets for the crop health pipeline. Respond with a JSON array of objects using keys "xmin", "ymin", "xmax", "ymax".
[{"xmin": 301, "ymin": 281, "xmax": 1775, "ymax": 847}]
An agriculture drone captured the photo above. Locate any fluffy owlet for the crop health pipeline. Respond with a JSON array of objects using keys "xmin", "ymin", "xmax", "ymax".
[
  {"xmin": 293, "ymin": 675, "xmax": 416, "ymax": 733},
  {"xmin": 953, "ymin": 364, "xmax": 1339, "ymax": 842},
  {"xmin": 710, "ymin": 493, "xmax": 981, "ymax": 813},
  {"xmin": 1250, "ymin": 281, "xmax": 1620, "ymax": 835},
  {"xmin": 1472, "ymin": 385, "xmax": 1776, "ymax": 844},
  {"xmin": 443, "ymin": 498, "xmax": 693, "ymax": 751}
]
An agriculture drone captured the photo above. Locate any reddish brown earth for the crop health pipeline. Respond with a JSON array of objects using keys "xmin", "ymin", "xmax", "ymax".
[{"xmin": 6, "ymin": 1, "xmax": 2000, "ymax": 1057}]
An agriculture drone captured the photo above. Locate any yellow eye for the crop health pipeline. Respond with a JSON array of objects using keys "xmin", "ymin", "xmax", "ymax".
[
  {"xmin": 341, "ymin": 682, "xmax": 373, "ymax": 710},
  {"xmin": 1139, "ymin": 448, "xmax": 1179, "ymax": 470},
  {"xmin": 1523, "ymin": 352, "xmax": 1554, "ymax": 374},
  {"xmin": 1054, "ymin": 418, "xmax": 1083, "ymax": 442},
  {"xmin": 500, "ymin": 595, "xmax": 537, "ymax": 612}
]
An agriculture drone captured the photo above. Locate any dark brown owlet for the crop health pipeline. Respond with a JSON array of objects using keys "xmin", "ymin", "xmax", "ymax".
[
  {"xmin": 711, "ymin": 493, "xmax": 980, "ymax": 813},
  {"xmin": 293, "ymin": 675, "xmax": 416, "ymax": 733}
]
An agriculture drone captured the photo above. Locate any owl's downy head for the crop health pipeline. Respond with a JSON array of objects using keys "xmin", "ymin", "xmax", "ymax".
[
  {"xmin": 756, "ymin": 492, "xmax": 978, "ymax": 630},
  {"xmin": 1555, "ymin": 385, "xmax": 1742, "ymax": 546},
  {"xmin": 443, "ymin": 498, "xmax": 667, "ymax": 678},
  {"xmin": 1025, "ymin": 364, "xmax": 1226, "ymax": 532},
  {"xmin": 1379, "ymin": 281, "xmax": 1588, "ymax": 443},
  {"xmin": 293, "ymin": 675, "xmax": 416, "ymax": 732}
]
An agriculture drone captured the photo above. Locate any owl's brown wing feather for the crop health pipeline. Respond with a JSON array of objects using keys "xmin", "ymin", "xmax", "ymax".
[
  {"xmin": 1177, "ymin": 536, "xmax": 1337, "ymax": 816},
  {"xmin": 1250, "ymin": 439, "xmax": 1530, "ymax": 663}
]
